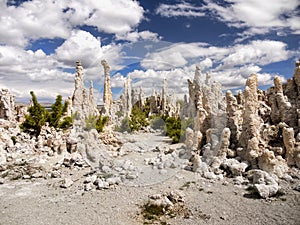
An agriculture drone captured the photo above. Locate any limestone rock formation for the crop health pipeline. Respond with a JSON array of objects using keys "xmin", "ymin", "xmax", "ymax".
[
  {"xmin": 101, "ymin": 60, "xmax": 113, "ymax": 115},
  {"xmin": 0, "ymin": 88, "xmax": 16, "ymax": 121},
  {"xmin": 89, "ymin": 81, "xmax": 100, "ymax": 117},
  {"xmin": 269, "ymin": 76, "xmax": 293, "ymax": 125},
  {"xmin": 120, "ymin": 76, "xmax": 132, "ymax": 117},
  {"xmin": 258, "ymin": 149, "xmax": 288, "ymax": 178},
  {"xmin": 226, "ymin": 90, "xmax": 242, "ymax": 149},
  {"xmin": 216, "ymin": 128, "xmax": 232, "ymax": 158},
  {"xmin": 238, "ymin": 74, "xmax": 261, "ymax": 166},
  {"xmin": 182, "ymin": 61, "xmax": 300, "ymax": 188},
  {"xmin": 282, "ymin": 127, "xmax": 300, "ymax": 167},
  {"xmin": 186, "ymin": 66, "xmax": 226, "ymax": 163},
  {"xmin": 71, "ymin": 61, "xmax": 99, "ymax": 125}
]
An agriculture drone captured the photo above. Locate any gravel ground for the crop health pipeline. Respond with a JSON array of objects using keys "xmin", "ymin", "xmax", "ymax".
[{"xmin": 0, "ymin": 132, "xmax": 299, "ymax": 225}]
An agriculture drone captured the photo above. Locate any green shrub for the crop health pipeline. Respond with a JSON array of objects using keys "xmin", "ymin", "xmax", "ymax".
[
  {"xmin": 164, "ymin": 116, "xmax": 194, "ymax": 144},
  {"xmin": 95, "ymin": 115, "xmax": 109, "ymax": 132},
  {"xmin": 84, "ymin": 114, "xmax": 108, "ymax": 132},
  {"xmin": 48, "ymin": 95, "xmax": 64, "ymax": 128},
  {"xmin": 59, "ymin": 116, "xmax": 73, "ymax": 129},
  {"xmin": 20, "ymin": 91, "xmax": 49, "ymax": 137},
  {"xmin": 129, "ymin": 106, "xmax": 149, "ymax": 131},
  {"xmin": 47, "ymin": 95, "xmax": 72, "ymax": 130},
  {"xmin": 165, "ymin": 116, "xmax": 182, "ymax": 143}
]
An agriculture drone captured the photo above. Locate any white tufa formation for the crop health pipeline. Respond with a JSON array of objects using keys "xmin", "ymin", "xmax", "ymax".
[{"xmin": 101, "ymin": 60, "xmax": 113, "ymax": 115}]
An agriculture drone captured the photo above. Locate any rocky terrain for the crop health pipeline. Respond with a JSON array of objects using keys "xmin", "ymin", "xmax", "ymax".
[{"xmin": 0, "ymin": 61, "xmax": 300, "ymax": 225}]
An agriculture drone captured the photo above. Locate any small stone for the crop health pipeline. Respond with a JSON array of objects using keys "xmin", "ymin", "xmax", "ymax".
[
  {"xmin": 203, "ymin": 171, "xmax": 217, "ymax": 180},
  {"xmin": 84, "ymin": 183, "xmax": 93, "ymax": 191},
  {"xmin": 97, "ymin": 179, "xmax": 105, "ymax": 189},
  {"xmin": 60, "ymin": 177, "xmax": 73, "ymax": 188},
  {"xmin": 31, "ymin": 172, "xmax": 43, "ymax": 178},
  {"xmin": 23, "ymin": 174, "xmax": 31, "ymax": 179},
  {"xmin": 51, "ymin": 171, "xmax": 61, "ymax": 178},
  {"xmin": 106, "ymin": 177, "xmax": 121, "ymax": 185},
  {"xmin": 84, "ymin": 175, "xmax": 97, "ymax": 184},
  {"xmin": 159, "ymin": 169, "xmax": 168, "ymax": 175},
  {"xmin": 222, "ymin": 181, "xmax": 229, "ymax": 186},
  {"xmin": 293, "ymin": 184, "xmax": 300, "ymax": 192},
  {"xmin": 126, "ymin": 174, "xmax": 138, "ymax": 179},
  {"xmin": 281, "ymin": 174, "xmax": 293, "ymax": 183},
  {"xmin": 233, "ymin": 176, "xmax": 244, "ymax": 185}
]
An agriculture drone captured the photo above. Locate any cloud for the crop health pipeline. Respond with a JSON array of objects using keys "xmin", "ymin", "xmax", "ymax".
[
  {"xmin": 204, "ymin": 0, "xmax": 300, "ymax": 37},
  {"xmin": 115, "ymin": 30, "xmax": 161, "ymax": 42},
  {"xmin": 54, "ymin": 30, "xmax": 123, "ymax": 74},
  {"xmin": 211, "ymin": 65, "xmax": 275, "ymax": 89},
  {"xmin": 140, "ymin": 42, "xmax": 217, "ymax": 70},
  {"xmin": 0, "ymin": 0, "xmax": 70, "ymax": 46},
  {"xmin": 0, "ymin": 0, "xmax": 145, "ymax": 47},
  {"xmin": 141, "ymin": 40, "xmax": 291, "ymax": 70},
  {"xmin": 66, "ymin": 0, "xmax": 145, "ymax": 35},
  {"xmin": 220, "ymin": 40, "xmax": 290, "ymax": 67},
  {"xmin": 0, "ymin": 45, "xmax": 74, "ymax": 102},
  {"xmin": 156, "ymin": 2, "xmax": 205, "ymax": 18},
  {"xmin": 155, "ymin": 1, "xmax": 300, "ymax": 39}
]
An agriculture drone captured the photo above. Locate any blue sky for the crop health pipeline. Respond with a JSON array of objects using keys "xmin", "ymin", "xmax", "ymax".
[{"xmin": 0, "ymin": 0, "xmax": 299, "ymax": 103}]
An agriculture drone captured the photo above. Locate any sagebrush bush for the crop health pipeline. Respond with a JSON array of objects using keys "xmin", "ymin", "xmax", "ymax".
[{"xmin": 84, "ymin": 114, "xmax": 108, "ymax": 132}]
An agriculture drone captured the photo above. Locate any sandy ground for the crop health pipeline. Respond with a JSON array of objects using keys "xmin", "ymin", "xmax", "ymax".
[{"xmin": 0, "ymin": 132, "xmax": 300, "ymax": 225}]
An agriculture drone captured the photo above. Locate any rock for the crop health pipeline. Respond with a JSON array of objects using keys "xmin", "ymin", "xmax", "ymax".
[
  {"xmin": 51, "ymin": 170, "xmax": 61, "ymax": 178},
  {"xmin": 0, "ymin": 88, "xmax": 16, "ymax": 121},
  {"xmin": 248, "ymin": 169, "xmax": 279, "ymax": 198},
  {"xmin": 281, "ymin": 174, "xmax": 293, "ymax": 183},
  {"xmin": 0, "ymin": 145, "xmax": 6, "ymax": 165},
  {"xmin": 60, "ymin": 177, "xmax": 74, "ymax": 188},
  {"xmin": 97, "ymin": 179, "xmax": 110, "ymax": 189},
  {"xmin": 84, "ymin": 182, "xmax": 94, "ymax": 191},
  {"xmin": 120, "ymin": 75, "xmax": 132, "ymax": 118},
  {"xmin": 294, "ymin": 184, "xmax": 300, "ymax": 192},
  {"xmin": 222, "ymin": 159, "xmax": 248, "ymax": 177},
  {"xmin": 258, "ymin": 149, "xmax": 288, "ymax": 178},
  {"xmin": 191, "ymin": 154, "xmax": 202, "ymax": 172},
  {"xmin": 203, "ymin": 171, "xmax": 217, "ymax": 180},
  {"xmin": 31, "ymin": 172, "xmax": 44, "ymax": 178},
  {"xmin": 101, "ymin": 60, "xmax": 113, "ymax": 115},
  {"xmin": 22, "ymin": 174, "xmax": 31, "ymax": 179},
  {"xmin": 217, "ymin": 128, "xmax": 231, "ymax": 158},
  {"xmin": 238, "ymin": 74, "xmax": 261, "ymax": 166},
  {"xmin": 106, "ymin": 176, "xmax": 121, "ymax": 185},
  {"xmin": 283, "ymin": 127, "xmax": 296, "ymax": 166},
  {"xmin": 71, "ymin": 61, "xmax": 99, "ymax": 124},
  {"xmin": 84, "ymin": 175, "xmax": 97, "ymax": 184}
]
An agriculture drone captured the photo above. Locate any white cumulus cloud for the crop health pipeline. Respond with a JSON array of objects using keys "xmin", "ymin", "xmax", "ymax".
[
  {"xmin": 0, "ymin": 0, "xmax": 146, "ymax": 47},
  {"xmin": 204, "ymin": 0, "xmax": 300, "ymax": 37},
  {"xmin": 156, "ymin": 2, "xmax": 205, "ymax": 18}
]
